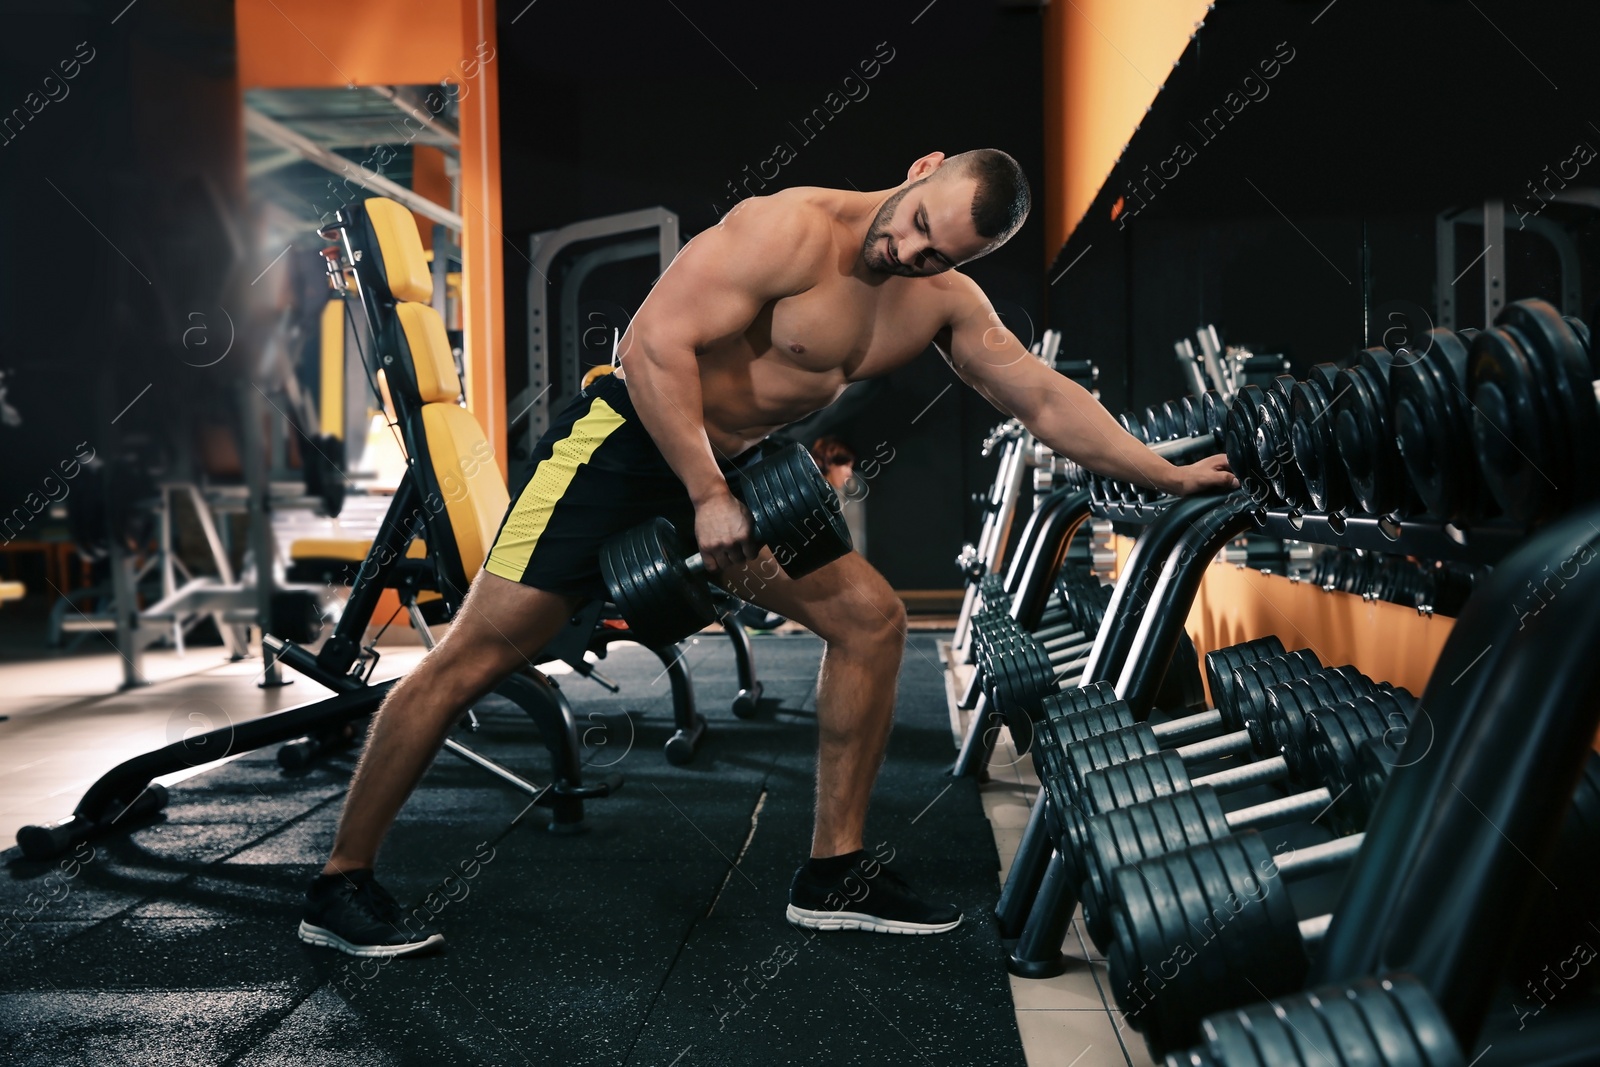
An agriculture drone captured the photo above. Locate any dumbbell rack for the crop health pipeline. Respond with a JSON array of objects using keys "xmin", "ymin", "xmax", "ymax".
[
  {"xmin": 987, "ymin": 489, "xmax": 1600, "ymax": 1061},
  {"xmin": 1094, "ymin": 495, "xmax": 1530, "ymax": 571},
  {"xmin": 992, "ymin": 480, "xmax": 1548, "ymax": 979}
]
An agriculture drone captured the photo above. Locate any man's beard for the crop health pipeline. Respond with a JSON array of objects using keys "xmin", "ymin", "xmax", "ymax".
[{"xmin": 861, "ymin": 183, "xmax": 922, "ymax": 276}]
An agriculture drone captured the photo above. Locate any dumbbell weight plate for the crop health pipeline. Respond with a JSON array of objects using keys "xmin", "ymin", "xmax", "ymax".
[
  {"xmin": 1202, "ymin": 391, "xmax": 1228, "ymax": 443},
  {"xmin": 1502, "ymin": 299, "xmax": 1600, "ymax": 508},
  {"xmin": 1203, "ymin": 636, "xmax": 1286, "ymax": 714},
  {"xmin": 1260, "ymin": 668, "xmax": 1381, "ymax": 768},
  {"xmin": 1039, "ymin": 680, "xmax": 1121, "ymax": 721},
  {"xmin": 1470, "ymin": 324, "xmax": 1554, "ymax": 521},
  {"xmin": 1162, "ymin": 400, "xmax": 1187, "ymax": 440},
  {"xmin": 1334, "ymin": 983, "xmax": 1423, "ymax": 1067},
  {"xmin": 1168, "ymin": 975, "xmax": 1466, "ymax": 1067},
  {"xmin": 1224, "ymin": 386, "xmax": 1269, "ymax": 503},
  {"xmin": 600, "ymin": 516, "xmax": 718, "ymax": 648},
  {"xmin": 1109, "ymin": 831, "xmax": 1307, "ymax": 1052},
  {"xmin": 1333, "ymin": 348, "xmax": 1408, "ymax": 516},
  {"xmin": 1078, "ymin": 783, "xmax": 1232, "ymax": 948},
  {"xmin": 1289, "ymin": 365, "xmax": 1351, "ymax": 514},
  {"xmin": 1177, "ymin": 395, "xmax": 1204, "ymax": 439},
  {"xmin": 1391, "ymin": 329, "xmax": 1478, "ymax": 523},
  {"xmin": 1274, "ymin": 991, "xmax": 1348, "ymax": 1066},
  {"xmin": 1256, "ymin": 376, "xmax": 1310, "ymax": 509},
  {"xmin": 748, "ymin": 441, "xmax": 852, "ymax": 578}
]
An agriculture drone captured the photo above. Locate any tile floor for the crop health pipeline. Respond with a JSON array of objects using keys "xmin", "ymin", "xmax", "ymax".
[{"xmin": 0, "ymin": 644, "xmax": 432, "ymax": 848}]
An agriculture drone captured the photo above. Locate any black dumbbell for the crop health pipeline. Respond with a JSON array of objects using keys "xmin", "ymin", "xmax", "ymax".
[
  {"xmin": 961, "ymin": 609, "xmax": 1092, "ymax": 710},
  {"xmin": 1391, "ymin": 327, "xmax": 1482, "ymax": 524},
  {"xmin": 1076, "ymin": 692, "xmax": 1410, "ymax": 950},
  {"xmin": 1108, "ymin": 717, "xmax": 1588, "ymax": 1054},
  {"xmin": 1033, "ymin": 639, "xmax": 1298, "ymax": 790},
  {"xmin": 978, "ymin": 632, "xmax": 1099, "ymax": 721},
  {"xmin": 1468, "ymin": 298, "xmax": 1599, "ymax": 523},
  {"xmin": 1202, "ymin": 390, "xmax": 1229, "ymax": 443},
  {"xmin": 1223, "ymin": 384, "xmax": 1272, "ymax": 504},
  {"xmin": 600, "ymin": 441, "xmax": 851, "ymax": 648},
  {"xmin": 969, "ymin": 603, "xmax": 1088, "ymax": 647},
  {"xmin": 962, "ymin": 584, "xmax": 1109, "ymax": 712},
  {"xmin": 16, "ymin": 783, "xmax": 170, "ymax": 860},
  {"xmin": 1046, "ymin": 651, "xmax": 1331, "ymax": 802},
  {"xmin": 1162, "ymin": 974, "xmax": 1466, "ymax": 1067},
  {"xmin": 1332, "ymin": 347, "xmax": 1411, "ymax": 516},
  {"xmin": 1253, "ymin": 375, "xmax": 1310, "ymax": 508},
  {"xmin": 1288, "ymin": 364, "xmax": 1354, "ymax": 514},
  {"xmin": 1107, "ymin": 824, "xmax": 1369, "ymax": 1048}
]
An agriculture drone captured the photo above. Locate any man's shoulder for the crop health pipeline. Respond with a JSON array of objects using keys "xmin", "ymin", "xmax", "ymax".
[
  {"xmin": 925, "ymin": 268, "xmax": 986, "ymax": 319},
  {"xmin": 716, "ymin": 187, "xmax": 832, "ymax": 239}
]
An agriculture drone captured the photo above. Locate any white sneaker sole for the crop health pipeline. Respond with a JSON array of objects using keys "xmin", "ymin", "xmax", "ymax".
[
  {"xmin": 298, "ymin": 920, "xmax": 445, "ymax": 958},
  {"xmin": 785, "ymin": 904, "xmax": 961, "ymax": 935}
]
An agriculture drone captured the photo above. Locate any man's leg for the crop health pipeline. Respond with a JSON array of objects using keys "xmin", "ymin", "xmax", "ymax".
[
  {"xmin": 722, "ymin": 550, "xmax": 904, "ymax": 856},
  {"xmin": 300, "ymin": 573, "xmax": 580, "ymax": 957},
  {"xmin": 718, "ymin": 552, "xmax": 957, "ymax": 933},
  {"xmin": 324, "ymin": 572, "xmax": 581, "ymax": 876}
]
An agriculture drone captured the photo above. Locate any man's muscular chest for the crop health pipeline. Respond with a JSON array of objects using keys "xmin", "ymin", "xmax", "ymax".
[{"xmin": 762, "ymin": 273, "xmax": 944, "ymax": 379}]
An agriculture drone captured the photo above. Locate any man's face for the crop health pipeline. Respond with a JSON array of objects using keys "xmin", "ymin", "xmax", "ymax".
[{"xmin": 862, "ymin": 173, "xmax": 990, "ymax": 277}]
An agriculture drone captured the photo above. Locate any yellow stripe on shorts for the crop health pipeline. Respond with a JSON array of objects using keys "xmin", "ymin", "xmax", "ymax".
[{"xmin": 484, "ymin": 399, "xmax": 626, "ymax": 581}]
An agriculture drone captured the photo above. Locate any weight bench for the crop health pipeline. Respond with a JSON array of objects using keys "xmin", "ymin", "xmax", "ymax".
[{"xmin": 288, "ymin": 198, "xmax": 762, "ymax": 764}]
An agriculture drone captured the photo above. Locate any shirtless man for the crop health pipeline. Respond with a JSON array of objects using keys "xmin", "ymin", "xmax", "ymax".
[{"xmin": 298, "ymin": 149, "xmax": 1237, "ymax": 957}]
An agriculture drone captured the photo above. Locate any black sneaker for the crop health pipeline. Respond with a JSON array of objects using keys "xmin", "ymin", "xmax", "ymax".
[
  {"xmin": 298, "ymin": 870, "xmax": 444, "ymax": 957},
  {"xmin": 787, "ymin": 858, "xmax": 962, "ymax": 935}
]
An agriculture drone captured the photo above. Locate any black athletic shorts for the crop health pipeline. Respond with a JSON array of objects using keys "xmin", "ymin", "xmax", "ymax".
[{"xmin": 484, "ymin": 372, "xmax": 755, "ymax": 600}]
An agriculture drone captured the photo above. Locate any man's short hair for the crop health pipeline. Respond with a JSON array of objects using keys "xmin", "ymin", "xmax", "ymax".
[{"xmin": 946, "ymin": 149, "xmax": 1030, "ymax": 242}]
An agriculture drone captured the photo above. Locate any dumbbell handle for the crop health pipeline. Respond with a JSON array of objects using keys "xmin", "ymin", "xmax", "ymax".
[
  {"xmin": 1173, "ymin": 727, "xmax": 1254, "ymax": 764},
  {"xmin": 1279, "ymin": 840, "xmax": 1365, "ymax": 952},
  {"xmin": 1147, "ymin": 432, "xmax": 1220, "ymax": 462},
  {"xmin": 1224, "ymin": 785, "xmax": 1332, "ymax": 831},
  {"xmin": 1298, "ymin": 912, "xmax": 1333, "ymax": 947},
  {"xmin": 1273, "ymin": 830, "xmax": 1363, "ymax": 879},
  {"xmin": 1069, "ymin": 726, "xmax": 1265, "ymax": 800},
  {"xmin": 1041, "ymin": 634, "xmax": 1094, "ymax": 658},
  {"xmin": 1193, "ymin": 753, "xmax": 1289, "ymax": 792},
  {"xmin": 1150, "ymin": 707, "xmax": 1224, "ymax": 743}
]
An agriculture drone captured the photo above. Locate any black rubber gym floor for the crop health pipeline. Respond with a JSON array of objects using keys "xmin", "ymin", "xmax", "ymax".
[{"xmin": 0, "ymin": 632, "xmax": 1024, "ymax": 1066}]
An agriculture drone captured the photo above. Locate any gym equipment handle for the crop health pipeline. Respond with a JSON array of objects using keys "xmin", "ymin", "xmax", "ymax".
[{"xmin": 1147, "ymin": 432, "xmax": 1221, "ymax": 462}]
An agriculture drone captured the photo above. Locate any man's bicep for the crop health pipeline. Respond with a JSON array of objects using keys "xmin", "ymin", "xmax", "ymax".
[{"xmin": 943, "ymin": 297, "xmax": 1047, "ymax": 418}]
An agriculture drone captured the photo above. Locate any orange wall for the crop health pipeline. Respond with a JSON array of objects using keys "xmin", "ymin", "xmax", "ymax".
[
  {"xmin": 1043, "ymin": 0, "xmax": 1211, "ymax": 257},
  {"xmin": 1108, "ymin": 536, "xmax": 1454, "ymax": 705},
  {"xmin": 236, "ymin": 0, "xmax": 506, "ymax": 474},
  {"xmin": 238, "ymin": 0, "xmax": 466, "ymax": 89}
]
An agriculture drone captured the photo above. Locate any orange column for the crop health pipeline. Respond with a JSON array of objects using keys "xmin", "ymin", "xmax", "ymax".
[
  {"xmin": 455, "ymin": 0, "xmax": 506, "ymax": 479},
  {"xmin": 236, "ymin": 0, "xmax": 506, "ymax": 471},
  {"xmin": 411, "ymin": 146, "xmax": 450, "ymax": 252}
]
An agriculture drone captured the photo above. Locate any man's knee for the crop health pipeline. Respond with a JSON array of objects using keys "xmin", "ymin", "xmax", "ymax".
[
  {"xmin": 418, "ymin": 640, "xmax": 520, "ymax": 706},
  {"xmin": 823, "ymin": 587, "xmax": 906, "ymax": 653}
]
